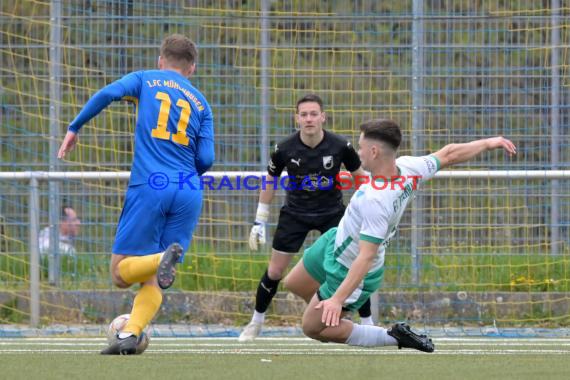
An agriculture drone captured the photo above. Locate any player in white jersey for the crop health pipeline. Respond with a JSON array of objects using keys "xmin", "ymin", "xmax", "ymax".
[{"xmin": 283, "ymin": 119, "xmax": 516, "ymax": 352}]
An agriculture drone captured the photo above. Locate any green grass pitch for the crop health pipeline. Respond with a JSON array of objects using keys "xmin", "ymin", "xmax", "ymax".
[{"xmin": 0, "ymin": 337, "xmax": 568, "ymax": 380}]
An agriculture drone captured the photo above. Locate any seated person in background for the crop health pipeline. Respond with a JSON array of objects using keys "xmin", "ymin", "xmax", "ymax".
[{"xmin": 39, "ymin": 205, "xmax": 81, "ymax": 257}]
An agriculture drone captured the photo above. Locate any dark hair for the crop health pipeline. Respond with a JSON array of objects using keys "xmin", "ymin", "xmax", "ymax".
[
  {"xmin": 296, "ymin": 94, "xmax": 324, "ymax": 113},
  {"xmin": 359, "ymin": 119, "xmax": 402, "ymax": 150},
  {"xmin": 160, "ymin": 34, "xmax": 197, "ymax": 67}
]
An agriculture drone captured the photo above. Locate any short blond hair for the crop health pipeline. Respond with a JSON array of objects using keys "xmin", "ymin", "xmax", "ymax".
[{"xmin": 160, "ymin": 34, "xmax": 197, "ymax": 69}]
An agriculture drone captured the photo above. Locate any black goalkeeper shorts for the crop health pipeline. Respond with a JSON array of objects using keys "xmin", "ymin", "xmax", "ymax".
[{"xmin": 272, "ymin": 207, "xmax": 344, "ymax": 254}]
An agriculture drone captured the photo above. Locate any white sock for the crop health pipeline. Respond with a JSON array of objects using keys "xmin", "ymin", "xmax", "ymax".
[
  {"xmin": 118, "ymin": 332, "xmax": 134, "ymax": 339},
  {"xmin": 360, "ymin": 316, "xmax": 374, "ymax": 326},
  {"xmin": 345, "ymin": 324, "xmax": 398, "ymax": 347},
  {"xmin": 251, "ymin": 311, "xmax": 265, "ymax": 324}
]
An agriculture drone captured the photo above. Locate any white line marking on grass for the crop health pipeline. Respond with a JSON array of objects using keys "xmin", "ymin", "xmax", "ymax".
[
  {"xmin": 143, "ymin": 349, "xmax": 570, "ymax": 355},
  {"xmin": 5, "ymin": 341, "xmax": 570, "ymax": 348},
  {"xmin": 23, "ymin": 342, "xmax": 561, "ymax": 348},
  {"xmin": 3, "ymin": 349, "xmax": 565, "ymax": 355},
  {"xmin": 0, "ymin": 349, "xmax": 95, "ymax": 353},
  {"xmin": 434, "ymin": 338, "xmax": 570, "ymax": 342},
  {"xmin": 0, "ymin": 338, "xmax": 107, "ymax": 342},
  {"xmin": 0, "ymin": 347, "xmax": 569, "ymax": 355},
  {"xmin": 3, "ymin": 337, "xmax": 570, "ymax": 343},
  {"xmin": 0, "ymin": 342, "xmax": 103, "ymax": 346},
  {"xmin": 1, "ymin": 337, "xmax": 570, "ymax": 356}
]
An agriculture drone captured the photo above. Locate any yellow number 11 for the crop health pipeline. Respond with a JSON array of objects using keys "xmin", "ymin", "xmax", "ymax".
[{"xmin": 151, "ymin": 91, "xmax": 191, "ymax": 146}]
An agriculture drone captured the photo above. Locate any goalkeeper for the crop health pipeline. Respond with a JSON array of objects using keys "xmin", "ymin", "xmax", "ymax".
[
  {"xmin": 283, "ymin": 119, "xmax": 516, "ymax": 351},
  {"xmin": 240, "ymin": 94, "xmax": 369, "ymax": 342},
  {"xmin": 58, "ymin": 34, "xmax": 214, "ymax": 355}
]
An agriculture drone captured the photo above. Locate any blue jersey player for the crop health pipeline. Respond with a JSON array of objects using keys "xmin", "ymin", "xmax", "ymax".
[{"xmin": 58, "ymin": 34, "xmax": 214, "ymax": 355}]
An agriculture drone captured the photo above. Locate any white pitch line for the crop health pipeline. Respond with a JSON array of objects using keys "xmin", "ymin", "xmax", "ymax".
[
  {"xmin": 0, "ymin": 348, "xmax": 97, "ymax": 354},
  {"xmin": 117, "ymin": 342, "xmax": 570, "ymax": 347},
  {"xmin": 145, "ymin": 348, "xmax": 570, "ymax": 353},
  {"xmin": 3, "ymin": 337, "xmax": 570, "ymax": 343},
  {"xmin": 0, "ymin": 342, "xmax": 104, "ymax": 346},
  {"xmin": 160, "ymin": 337, "xmax": 570, "ymax": 342},
  {"xmin": 0, "ymin": 338, "xmax": 108, "ymax": 342},
  {"xmin": 432, "ymin": 342, "xmax": 570, "ymax": 346},
  {"xmin": 2, "ymin": 337, "xmax": 570, "ymax": 357},
  {"xmin": 2, "ymin": 339, "xmax": 570, "ymax": 348},
  {"xmin": 0, "ymin": 348, "xmax": 569, "ymax": 355},
  {"xmin": 144, "ymin": 349, "xmax": 570, "ymax": 355},
  {"xmin": 430, "ymin": 338, "xmax": 570, "ymax": 342},
  {"xmin": 5, "ymin": 342, "xmax": 570, "ymax": 348}
]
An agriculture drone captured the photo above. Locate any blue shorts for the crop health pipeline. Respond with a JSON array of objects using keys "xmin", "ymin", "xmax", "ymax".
[{"xmin": 112, "ymin": 182, "xmax": 202, "ymax": 260}]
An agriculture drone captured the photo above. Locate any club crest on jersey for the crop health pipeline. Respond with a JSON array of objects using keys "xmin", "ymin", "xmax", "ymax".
[{"xmin": 322, "ymin": 155, "xmax": 333, "ymax": 169}]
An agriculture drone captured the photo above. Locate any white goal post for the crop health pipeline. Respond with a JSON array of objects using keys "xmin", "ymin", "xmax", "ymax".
[{"xmin": 2, "ymin": 170, "xmax": 570, "ymax": 180}]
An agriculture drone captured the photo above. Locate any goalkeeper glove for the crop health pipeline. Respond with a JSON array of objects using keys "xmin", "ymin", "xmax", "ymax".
[{"xmin": 248, "ymin": 203, "xmax": 269, "ymax": 251}]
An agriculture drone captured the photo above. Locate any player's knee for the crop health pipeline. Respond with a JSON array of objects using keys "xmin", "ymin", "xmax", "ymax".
[
  {"xmin": 267, "ymin": 266, "xmax": 284, "ymax": 280},
  {"xmin": 268, "ymin": 249, "xmax": 294, "ymax": 279},
  {"xmin": 111, "ymin": 271, "xmax": 130, "ymax": 289},
  {"xmin": 112, "ymin": 278, "xmax": 130, "ymax": 289},
  {"xmin": 302, "ymin": 322, "xmax": 322, "ymax": 340}
]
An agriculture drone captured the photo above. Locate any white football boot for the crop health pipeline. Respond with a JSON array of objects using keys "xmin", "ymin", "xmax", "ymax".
[{"xmin": 238, "ymin": 321, "xmax": 262, "ymax": 342}]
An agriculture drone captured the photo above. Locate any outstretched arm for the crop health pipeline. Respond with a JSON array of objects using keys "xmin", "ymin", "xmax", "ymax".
[
  {"xmin": 58, "ymin": 82, "xmax": 127, "ymax": 159},
  {"xmin": 432, "ymin": 136, "xmax": 516, "ymax": 170},
  {"xmin": 68, "ymin": 81, "xmax": 131, "ymax": 134},
  {"xmin": 58, "ymin": 72, "xmax": 142, "ymax": 159}
]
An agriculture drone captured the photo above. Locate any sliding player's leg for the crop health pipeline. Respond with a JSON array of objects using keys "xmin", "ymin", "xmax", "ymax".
[
  {"xmin": 301, "ymin": 294, "xmax": 400, "ymax": 348},
  {"xmin": 302, "ymin": 293, "xmax": 433, "ymax": 351},
  {"xmin": 301, "ymin": 251, "xmax": 434, "ymax": 352},
  {"xmin": 283, "ymin": 258, "xmax": 320, "ymax": 303},
  {"xmin": 283, "ymin": 226, "xmax": 336, "ymax": 302},
  {"xmin": 284, "ymin": 262, "xmax": 372, "ymax": 325},
  {"xmin": 316, "ymin": 212, "xmax": 373, "ymax": 325}
]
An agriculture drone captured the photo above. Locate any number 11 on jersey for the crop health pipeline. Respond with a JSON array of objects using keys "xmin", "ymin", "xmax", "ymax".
[{"xmin": 151, "ymin": 91, "xmax": 191, "ymax": 146}]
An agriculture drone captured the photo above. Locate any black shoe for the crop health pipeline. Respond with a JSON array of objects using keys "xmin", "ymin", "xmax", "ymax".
[
  {"xmin": 387, "ymin": 322, "xmax": 435, "ymax": 353},
  {"xmin": 100, "ymin": 335, "xmax": 138, "ymax": 355},
  {"xmin": 157, "ymin": 243, "xmax": 183, "ymax": 290}
]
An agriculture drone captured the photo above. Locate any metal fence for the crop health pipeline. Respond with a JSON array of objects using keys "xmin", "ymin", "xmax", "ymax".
[{"xmin": 1, "ymin": 1, "xmax": 569, "ymax": 328}]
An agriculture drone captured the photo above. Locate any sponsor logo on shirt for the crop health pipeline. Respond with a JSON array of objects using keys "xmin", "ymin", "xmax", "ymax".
[{"xmin": 290, "ymin": 158, "xmax": 301, "ymax": 166}]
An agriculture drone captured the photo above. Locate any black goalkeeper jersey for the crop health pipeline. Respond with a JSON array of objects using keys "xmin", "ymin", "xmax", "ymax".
[{"xmin": 267, "ymin": 130, "xmax": 361, "ymax": 216}]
